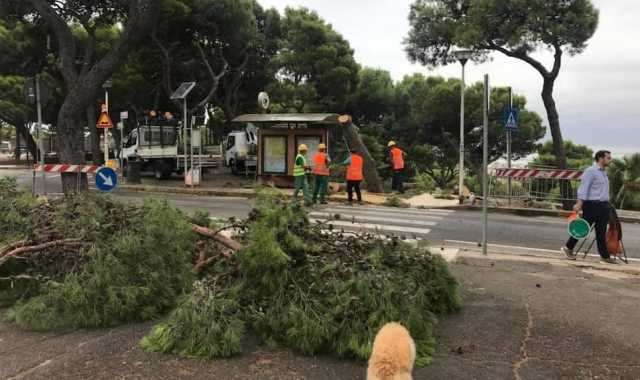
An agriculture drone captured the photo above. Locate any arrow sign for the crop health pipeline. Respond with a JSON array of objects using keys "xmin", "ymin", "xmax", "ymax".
[
  {"xmin": 503, "ymin": 107, "xmax": 519, "ymax": 131},
  {"xmin": 97, "ymin": 111, "xmax": 114, "ymax": 129},
  {"xmin": 95, "ymin": 167, "xmax": 118, "ymax": 192}
]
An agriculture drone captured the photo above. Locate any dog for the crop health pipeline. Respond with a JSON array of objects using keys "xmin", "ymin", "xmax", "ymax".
[{"xmin": 367, "ymin": 322, "xmax": 416, "ymax": 380}]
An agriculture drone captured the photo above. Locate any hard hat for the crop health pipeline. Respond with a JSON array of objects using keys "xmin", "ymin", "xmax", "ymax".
[
  {"xmin": 298, "ymin": 144, "xmax": 308, "ymax": 151},
  {"xmin": 387, "ymin": 141, "xmax": 396, "ymax": 147},
  {"xmin": 318, "ymin": 143, "xmax": 327, "ymax": 150}
]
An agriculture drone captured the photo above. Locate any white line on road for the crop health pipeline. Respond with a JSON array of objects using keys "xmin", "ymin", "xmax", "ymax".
[
  {"xmin": 321, "ymin": 208, "xmax": 444, "ymax": 220},
  {"xmin": 325, "ymin": 205, "xmax": 454, "ymax": 216},
  {"xmin": 309, "ymin": 212, "xmax": 438, "ymax": 226},
  {"xmin": 319, "ymin": 220, "xmax": 432, "ymax": 235}
]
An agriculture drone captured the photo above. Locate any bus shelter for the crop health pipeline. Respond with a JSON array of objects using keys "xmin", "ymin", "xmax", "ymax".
[{"xmin": 231, "ymin": 113, "xmax": 339, "ymax": 187}]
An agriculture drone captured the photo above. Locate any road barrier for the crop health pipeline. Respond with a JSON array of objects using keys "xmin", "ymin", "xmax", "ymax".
[
  {"xmin": 489, "ymin": 167, "xmax": 584, "ymax": 203},
  {"xmin": 34, "ymin": 164, "xmax": 101, "ymax": 173}
]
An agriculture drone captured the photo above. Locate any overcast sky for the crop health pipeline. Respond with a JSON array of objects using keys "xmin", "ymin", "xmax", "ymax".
[{"xmin": 258, "ymin": 0, "xmax": 639, "ymax": 155}]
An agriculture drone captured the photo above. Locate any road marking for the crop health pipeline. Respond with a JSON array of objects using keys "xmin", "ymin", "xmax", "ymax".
[
  {"xmin": 327, "ymin": 205, "xmax": 454, "ymax": 215},
  {"xmin": 319, "ymin": 220, "xmax": 432, "ymax": 236},
  {"xmin": 309, "ymin": 212, "xmax": 437, "ymax": 226},
  {"xmin": 319, "ymin": 209, "xmax": 443, "ymax": 221}
]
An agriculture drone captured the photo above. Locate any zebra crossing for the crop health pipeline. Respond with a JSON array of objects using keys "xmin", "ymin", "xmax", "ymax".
[{"xmin": 308, "ymin": 204, "xmax": 454, "ymax": 240}]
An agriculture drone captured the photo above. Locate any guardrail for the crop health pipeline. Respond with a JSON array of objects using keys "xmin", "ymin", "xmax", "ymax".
[{"xmin": 489, "ymin": 168, "xmax": 584, "ymax": 203}]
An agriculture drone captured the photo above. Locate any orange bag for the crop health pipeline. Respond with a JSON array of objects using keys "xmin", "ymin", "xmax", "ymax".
[{"xmin": 606, "ymin": 228, "xmax": 621, "ymax": 256}]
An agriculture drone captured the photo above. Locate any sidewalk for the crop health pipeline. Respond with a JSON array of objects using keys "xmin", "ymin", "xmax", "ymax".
[{"xmin": 2, "ymin": 247, "xmax": 638, "ymax": 379}]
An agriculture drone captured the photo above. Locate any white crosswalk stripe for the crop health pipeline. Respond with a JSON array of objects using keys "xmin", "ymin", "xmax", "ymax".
[{"xmin": 310, "ymin": 205, "xmax": 452, "ymax": 240}]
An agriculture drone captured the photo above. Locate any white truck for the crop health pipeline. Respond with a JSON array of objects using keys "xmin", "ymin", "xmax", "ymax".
[
  {"xmin": 120, "ymin": 124, "xmax": 222, "ymax": 179},
  {"xmin": 223, "ymin": 125, "xmax": 257, "ymax": 175}
]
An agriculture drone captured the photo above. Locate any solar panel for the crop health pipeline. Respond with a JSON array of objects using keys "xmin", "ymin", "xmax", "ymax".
[{"xmin": 170, "ymin": 82, "xmax": 196, "ymax": 99}]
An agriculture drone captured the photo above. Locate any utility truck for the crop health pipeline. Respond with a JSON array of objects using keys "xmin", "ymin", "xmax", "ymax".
[{"xmin": 223, "ymin": 124, "xmax": 257, "ymax": 175}]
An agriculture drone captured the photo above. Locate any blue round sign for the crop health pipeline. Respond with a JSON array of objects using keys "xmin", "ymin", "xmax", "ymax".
[{"xmin": 95, "ymin": 167, "xmax": 118, "ymax": 192}]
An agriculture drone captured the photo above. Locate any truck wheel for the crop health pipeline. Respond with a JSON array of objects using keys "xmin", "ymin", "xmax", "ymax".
[
  {"xmin": 154, "ymin": 161, "xmax": 172, "ymax": 180},
  {"xmin": 122, "ymin": 160, "xmax": 128, "ymax": 178},
  {"xmin": 230, "ymin": 159, "xmax": 238, "ymax": 175}
]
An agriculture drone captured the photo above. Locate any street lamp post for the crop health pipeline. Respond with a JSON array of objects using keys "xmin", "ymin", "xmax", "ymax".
[
  {"xmin": 453, "ymin": 50, "xmax": 473, "ymax": 204},
  {"xmin": 102, "ymin": 79, "xmax": 113, "ymax": 165}
]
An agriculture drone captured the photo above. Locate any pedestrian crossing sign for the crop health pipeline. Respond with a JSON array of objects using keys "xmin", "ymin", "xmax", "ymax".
[
  {"xmin": 97, "ymin": 111, "xmax": 114, "ymax": 129},
  {"xmin": 503, "ymin": 107, "xmax": 519, "ymax": 131}
]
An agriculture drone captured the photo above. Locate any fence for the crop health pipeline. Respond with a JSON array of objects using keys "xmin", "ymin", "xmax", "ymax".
[{"xmin": 489, "ymin": 167, "xmax": 583, "ymax": 204}]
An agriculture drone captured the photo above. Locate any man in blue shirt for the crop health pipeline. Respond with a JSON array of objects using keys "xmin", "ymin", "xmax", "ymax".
[{"xmin": 561, "ymin": 150, "xmax": 616, "ymax": 263}]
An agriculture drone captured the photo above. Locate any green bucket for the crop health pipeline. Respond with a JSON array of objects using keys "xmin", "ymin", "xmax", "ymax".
[{"xmin": 568, "ymin": 218, "xmax": 591, "ymax": 239}]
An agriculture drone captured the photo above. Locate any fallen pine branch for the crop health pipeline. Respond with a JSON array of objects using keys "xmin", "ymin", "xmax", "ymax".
[
  {"xmin": 0, "ymin": 239, "xmax": 30, "ymax": 256},
  {"xmin": 0, "ymin": 239, "xmax": 85, "ymax": 266},
  {"xmin": 192, "ymin": 225, "xmax": 243, "ymax": 251},
  {"xmin": 0, "ymin": 274, "xmax": 51, "ymax": 283}
]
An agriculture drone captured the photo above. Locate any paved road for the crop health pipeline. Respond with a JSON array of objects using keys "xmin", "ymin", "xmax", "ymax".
[{"xmin": 6, "ymin": 169, "xmax": 640, "ymax": 259}]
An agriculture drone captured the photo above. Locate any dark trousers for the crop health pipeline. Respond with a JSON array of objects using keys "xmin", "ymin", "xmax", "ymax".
[
  {"xmin": 312, "ymin": 175, "xmax": 328, "ymax": 203},
  {"xmin": 347, "ymin": 180, "xmax": 362, "ymax": 202},
  {"xmin": 566, "ymin": 201, "xmax": 610, "ymax": 258},
  {"xmin": 392, "ymin": 169, "xmax": 404, "ymax": 193}
]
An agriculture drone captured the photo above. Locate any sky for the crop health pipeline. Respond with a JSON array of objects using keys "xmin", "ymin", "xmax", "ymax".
[{"xmin": 258, "ymin": 0, "xmax": 640, "ymax": 155}]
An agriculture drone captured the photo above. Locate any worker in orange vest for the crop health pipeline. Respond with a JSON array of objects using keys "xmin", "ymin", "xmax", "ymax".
[
  {"xmin": 388, "ymin": 141, "xmax": 405, "ymax": 194},
  {"xmin": 341, "ymin": 147, "xmax": 364, "ymax": 205},
  {"xmin": 312, "ymin": 143, "xmax": 331, "ymax": 204}
]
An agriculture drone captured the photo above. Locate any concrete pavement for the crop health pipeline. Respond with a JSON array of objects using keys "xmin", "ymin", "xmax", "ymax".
[{"xmin": 2, "ymin": 248, "xmax": 639, "ymax": 379}]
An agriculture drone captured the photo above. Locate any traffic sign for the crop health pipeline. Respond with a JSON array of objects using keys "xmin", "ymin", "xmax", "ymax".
[
  {"xmin": 503, "ymin": 107, "xmax": 519, "ymax": 131},
  {"xmin": 95, "ymin": 167, "xmax": 118, "ymax": 192},
  {"xmin": 120, "ymin": 111, "xmax": 128, "ymax": 120},
  {"xmin": 97, "ymin": 111, "xmax": 114, "ymax": 128}
]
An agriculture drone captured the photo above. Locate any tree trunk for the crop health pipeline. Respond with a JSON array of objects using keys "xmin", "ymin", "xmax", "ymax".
[
  {"xmin": 58, "ymin": 102, "xmax": 89, "ymax": 194},
  {"xmin": 344, "ymin": 122, "xmax": 384, "ymax": 193},
  {"xmin": 14, "ymin": 131, "xmax": 21, "ymax": 162},
  {"xmin": 542, "ymin": 78, "xmax": 573, "ymax": 209},
  {"xmin": 542, "ymin": 79, "xmax": 567, "ymax": 170},
  {"xmin": 87, "ymin": 105, "xmax": 101, "ymax": 163}
]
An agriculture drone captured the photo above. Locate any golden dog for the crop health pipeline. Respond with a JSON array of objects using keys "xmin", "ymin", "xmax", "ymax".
[{"xmin": 367, "ymin": 322, "xmax": 416, "ymax": 380}]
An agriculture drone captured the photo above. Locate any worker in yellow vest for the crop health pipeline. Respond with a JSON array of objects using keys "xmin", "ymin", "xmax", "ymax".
[
  {"xmin": 341, "ymin": 147, "xmax": 364, "ymax": 205},
  {"xmin": 312, "ymin": 143, "xmax": 331, "ymax": 204},
  {"xmin": 388, "ymin": 141, "xmax": 405, "ymax": 194},
  {"xmin": 293, "ymin": 144, "xmax": 312, "ymax": 206}
]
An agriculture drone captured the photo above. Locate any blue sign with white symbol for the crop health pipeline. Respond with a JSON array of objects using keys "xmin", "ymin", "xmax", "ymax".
[
  {"xmin": 95, "ymin": 167, "xmax": 118, "ymax": 192},
  {"xmin": 503, "ymin": 107, "xmax": 519, "ymax": 131}
]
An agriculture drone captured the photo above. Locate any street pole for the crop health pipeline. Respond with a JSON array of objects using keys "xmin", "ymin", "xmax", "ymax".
[
  {"xmin": 35, "ymin": 76, "xmax": 46, "ymax": 195},
  {"xmin": 507, "ymin": 87, "xmax": 512, "ymax": 206},
  {"xmin": 482, "ymin": 74, "xmax": 490, "ymax": 256},
  {"xmin": 104, "ymin": 89, "xmax": 109, "ymax": 165},
  {"xmin": 459, "ymin": 59, "xmax": 467, "ymax": 204},
  {"xmin": 183, "ymin": 98, "xmax": 188, "ymax": 178}
]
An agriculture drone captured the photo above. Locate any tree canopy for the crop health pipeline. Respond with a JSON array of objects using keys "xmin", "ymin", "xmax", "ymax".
[{"xmin": 405, "ymin": 0, "xmax": 599, "ymax": 173}]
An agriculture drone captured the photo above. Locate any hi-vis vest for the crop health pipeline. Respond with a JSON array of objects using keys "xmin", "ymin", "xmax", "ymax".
[
  {"xmin": 293, "ymin": 154, "xmax": 307, "ymax": 177},
  {"xmin": 313, "ymin": 152, "xmax": 330, "ymax": 176},
  {"xmin": 390, "ymin": 147, "xmax": 405, "ymax": 170},
  {"xmin": 346, "ymin": 154, "xmax": 364, "ymax": 181}
]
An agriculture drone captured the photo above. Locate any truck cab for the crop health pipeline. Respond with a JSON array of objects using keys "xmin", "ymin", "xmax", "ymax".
[{"xmin": 224, "ymin": 125, "xmax": 257, "ymax": 175}]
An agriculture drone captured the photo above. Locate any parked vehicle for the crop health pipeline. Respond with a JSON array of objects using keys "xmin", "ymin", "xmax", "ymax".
[
  {"xmin": 223, "ymin": 124, "xmax": 257, "ymax": 175},
  {"xmin": 120, "ymin": 123, "xmax": 222, "ymax": 180}
]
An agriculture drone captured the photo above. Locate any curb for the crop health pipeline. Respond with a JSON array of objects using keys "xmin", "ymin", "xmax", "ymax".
[{"xmin": 444, "ymin": 240, "xmax": 640, "ymax": 276}]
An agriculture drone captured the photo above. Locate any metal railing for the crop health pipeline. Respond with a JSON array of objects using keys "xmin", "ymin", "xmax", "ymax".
[{"xmin": 489, "ymin": 168, "xmax": 584, "ymax": 204}]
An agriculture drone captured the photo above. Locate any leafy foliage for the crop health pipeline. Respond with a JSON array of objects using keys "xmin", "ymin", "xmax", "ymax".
[
  {"xmin": 141, "ymin": 187, "xmax": 460, "ymax": 365},
  {"xmin": 5, "ymin": 195, "xmax": 195, "ymax": 330}
]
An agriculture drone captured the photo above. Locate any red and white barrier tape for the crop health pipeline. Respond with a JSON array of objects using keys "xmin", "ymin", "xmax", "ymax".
[
  {"xmin": 493, "ymin": 168, "xmax": 583, "ymax": 180},
  {"xmin": 34, "ymin": 164, "xmax": 101, "ymax": 173}
]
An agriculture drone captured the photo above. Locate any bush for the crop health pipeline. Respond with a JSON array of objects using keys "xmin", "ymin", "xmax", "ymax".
[
  {"xmin": 415, "ymin": 172, "xmax": 436, "ymax": 193},
  {"xmin": 0, "ymin": 177, "xmax": 39, "ymax": 245},
  {"xmin": 383, "ymin": 194, "xmax": 410, "ymax": 208}
]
